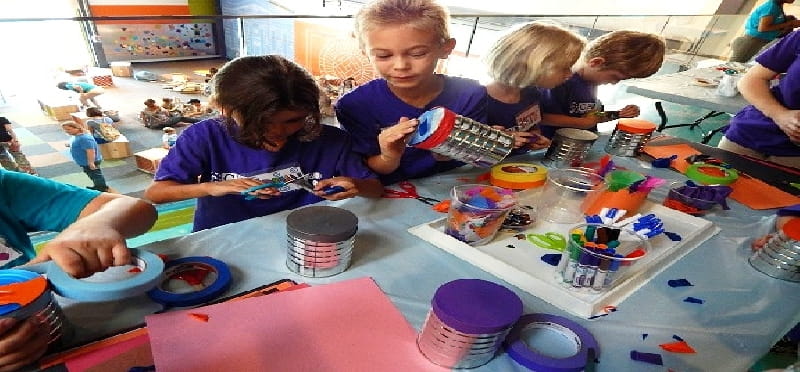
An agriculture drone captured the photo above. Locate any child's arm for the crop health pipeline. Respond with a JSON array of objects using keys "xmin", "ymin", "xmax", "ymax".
[
  {"xmin": 541, "ymin": 113, "xmax": 599, "ymax": 130},
  {"xmin": 145, "ymin": 178, "xmax": 268, "ymax": 203},
  {"xmin": 369, "ymin": 117, "xmax": 419, "ymax": 174},
  {"xmin": 312, "ymin": 176, "xmax": 384, "ymax": 200},
  {"xmin": 85, "ymin": 148, "xmax": 98, "ymax": 169}
]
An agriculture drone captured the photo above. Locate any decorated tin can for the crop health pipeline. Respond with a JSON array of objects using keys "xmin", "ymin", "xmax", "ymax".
[
  {"xmin": 749, "ymin": 219, "xmax": 800, "ymax": 282},
  {"xmin": 604, "ymin": 118, "xmax": 657, "ymax": 157},
  {"xmin": 0, "ymin": 270, "xmax": 70, "ymax": 346},
  {"xmin": 543, "ymin": 128, "xmax": 599, "ymax": 168},
  {"xmin": 286, "ymin": 206, "xmax": 357, "ymax": 278}
]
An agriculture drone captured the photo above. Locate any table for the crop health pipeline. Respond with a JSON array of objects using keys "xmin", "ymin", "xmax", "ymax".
[
  {"xmin": 624, "ymin": 66, "xmax": 750, "ymax": 144},
  {"xmin": 54, "ymin": 143, "xmax": 800, "ymax": 371}
]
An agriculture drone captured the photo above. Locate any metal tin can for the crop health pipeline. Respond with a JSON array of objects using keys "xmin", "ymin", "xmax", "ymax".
[
  {"xmin": 543, "ymin": 128, "xmax": 599, "ymax": 168},
  {"xmin": 417, "ymin": 279, "xmax": 523, "ymax": 369},
  {"xmin": 286, "ymin": 206, "xmax": 357, "ymax": 278},
  {"xmin": 410, "ymin": 107, "xmax": 514, "ymax": 168},
  {"xmin": 604, "ymin": 119, "xmax": 657, "ymax": 157},
  {"xmin": 749, "ymin": 219, "xmax": 800, "ymax": 282},
  {"xmin": 0, "ymin": 270, "xmax": 70, "ymax": 346}
]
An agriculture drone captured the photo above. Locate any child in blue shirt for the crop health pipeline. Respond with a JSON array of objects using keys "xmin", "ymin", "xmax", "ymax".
[
  {"xmin": 56, "ymin": 81, "xmax": 105, "ymax": 109},
  {"xmin": 335, "ymin": 0, "xmax": 487, "ymax": 185},
  {"xmin": 539, "ymin": 30, "xmax": 665, "ymax": 139},
  {"xmin": 0, "ymin": 169, "xmax": 156, "ymax": 370},
  {"xmin": 484, "ymin": 21, "xmax": 587, "ymax": 154},
  {"xmin": 145, "ymin": 55, "xmax": 383, "ymax": 231},
  {"xmin": 62, "ymin": 121, "xmax": 109, "ymax": 192},
  {"xmin": 729, "ymin": 0, "xmax": 800, "ymax": 63}
]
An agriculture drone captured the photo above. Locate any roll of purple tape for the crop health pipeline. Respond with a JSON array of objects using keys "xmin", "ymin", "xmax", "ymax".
[{"xmin": 504, "ymin": 313, "xmax": 599, "ymax": 372}]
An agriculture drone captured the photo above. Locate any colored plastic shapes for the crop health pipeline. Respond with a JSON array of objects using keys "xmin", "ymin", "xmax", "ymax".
[
  {"xmin": 540, "ymin": 254, "xmax": 562, "ymax": 266},
  {"xmin": 684, "ymin": 296, "xmax": 704, "ymax": 304},
  {"xmin": 659, "ymin": 340, "xmax": 696, "ymax": 353},
  {"xmin": 630, "ymin": 350, "xmax": 663, "ymax": 365},
  {"xmin": 667, "ymin": 279, "xmax": 693, "ymax": 288}
]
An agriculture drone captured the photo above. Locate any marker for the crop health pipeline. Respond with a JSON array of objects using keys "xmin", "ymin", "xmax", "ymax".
[
  {"xmin": 582, "ymin": 254, "xmax": 600, "ymax": 287},
  {"xmin": 563, "ymin": 243, "xmax": 582, "ymax": 284},
  {"xmin": 585, "ymin": 225, "xmax": 597, "ymax": 242},
  {"xmin": 603, "ymin": 254, "xmax": 624, "ymax": 287},
  {"xmin": 592, "ymin": 254, "xmax": 612, "ymax": 291},
  {"xmin": 572, "ymin": 252, "xmax": 592, "ymax": 288}
]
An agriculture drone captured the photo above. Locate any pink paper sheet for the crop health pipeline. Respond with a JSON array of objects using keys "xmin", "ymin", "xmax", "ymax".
[{"xmin": 146, "ymin": 277, "xmax": 445, "ymax": 372}]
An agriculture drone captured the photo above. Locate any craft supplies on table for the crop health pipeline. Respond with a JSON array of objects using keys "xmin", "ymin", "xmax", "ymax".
[
  {"xmin": 503, "ymin": 313, "xmax": 599, "ymax": 371},
  {"xmin": 445, "ymin": 184, "xmax": 517, "ymax": 246},
  {"xmin": 408, "ymin": 106, "xmax": 514, "ymax": 167},
  {"xmin": 382, "ymin": 180, "xmax": 441, "ymax": 205},
  {"xmin": 147, "ymin": 256, "xmax": 232, "ymax": 308},
  {"xmin": 285, "ymin": 206, "xmax": 357, "ymax": 277},
  {"xmin": 749, "ymin": 219, "xmax": 800, "ymax": 282},
  {"xmin": 685, "ymin": 162, "xmax": 739, "ymax": 185},
  {"xmin": 536, "ymin": 167, "xmax": 604, "ymax": 224},
  {"xmin": 409, "ymin": 188, "xmax": 718, "ymax": 317},
  {"xmin": 0, "ymin": 270, "xmax": 69, "ymax": 345},
  {"xmin": 662, "ymin": 181, "xmax": 732, "ymax": 216},
  {"xmin": 417, "ymin": 279, "xmax": 523, "ymax": 369},
  {"xmin": 581, "ymin": 169, "xmax": 661, "ymax": 218},
  {"xmin": 542, "ymin": 128, "xmax": 599, "ymax": 167},
  {"xmin": 489, "ymin": 162, "xmax": 547, "ymax": 190},
  {"xmin": 605, "ymin": 118, "xmax": 657, "ymax": 157}
]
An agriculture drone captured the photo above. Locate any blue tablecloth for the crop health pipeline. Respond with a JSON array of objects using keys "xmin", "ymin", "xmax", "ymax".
[{"xmin": 58, "ymin": 142, "xmax": 800, "ymax": 371}]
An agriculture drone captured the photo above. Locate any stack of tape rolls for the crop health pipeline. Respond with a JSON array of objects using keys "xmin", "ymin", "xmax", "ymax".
[
  {"xmin": 147, "ymin": 256, "xmax": 232, "ymax": 307},
  {"xmin": 21, "ymin": 248, "xmax": 164, "ymax": 302},
  {"xmin": 504, "ymin": 313, "xmax": 599, "ymax": 371},
  {"xmin": 685, "ymin": 163, "xmax": 739, "ymax": 185},
  {"xmin": 0, "ymin": 270, "xmax": 69, "ymax": 345},
  {"xmin": 490, "ymin": 162, "xmax": 548, "ymax": 190}
]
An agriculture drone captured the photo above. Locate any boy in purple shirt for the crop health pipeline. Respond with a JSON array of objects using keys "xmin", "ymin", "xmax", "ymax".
[
  {"xmin": 539, "ymin": 30, "xmax": 665, "ymax": 139},
  {"xmin": 720, "ymin": 30, "xmax": 800, "ymax": 169},
  {"xmin": 335, "ymin": 0, "xmax": 487, "ymax": 185},
  {"xmin": 145, "ymin": 56, "xmax": 383, "ymax": 231}
]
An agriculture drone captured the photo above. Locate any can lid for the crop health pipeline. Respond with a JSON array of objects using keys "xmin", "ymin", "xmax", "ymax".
[
  {"xmin": 555, "ymin": 128, "xmax": 599, "ymax": 141},
  {"xmin": 286, "ymin": 206, "xmax": 358, "ymax": 243},
  {"xmin": 616, "ymin": 119, "xmax": 656, "ymax": 134},
  {"xmin": 431, "ymin": 279, "xmax": 523, "ymax": 334},
  {"xmin": 782, "ymin": 219, "xmax": 800, "ymax": 241},
  {"xmin": 0, "ymin": 270, "xmax": 48, "ymax": 316}
]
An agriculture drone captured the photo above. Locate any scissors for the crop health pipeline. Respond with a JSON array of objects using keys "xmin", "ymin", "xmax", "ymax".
[
  {"xmin": 382, "ymin": 181, "xmax": 440, "ymax": 205},
  {"xmin": 526, "ymin": 232, "xmax": 567, "ymax": 252}
]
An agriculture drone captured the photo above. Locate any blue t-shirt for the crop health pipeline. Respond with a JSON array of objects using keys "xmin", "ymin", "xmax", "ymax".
[
  {"xmin": 69, "ymin": 133, "xmax": 102, "ymax": 166},
  {"xmin": 0, "ymin": 169, "xmax": 99, "ymax": 268},
  {"xmin": 155, "ymin": 118, "xmax": 377, "ymax": 231},
  {"xmin": 539, "ymin": 73, "xmax": 600, "ymax": 138},
  {"xmin": 65, "ymin": 82, "xmax": 98, "ymax": 93},
  {"xmin": 487, "ymin": 86, "xmax": 542, "ymax": 155},
  {"xmin": 745, "ymin": 1, "xmax": 785, "ymax": 41},
  {"xmin": 724, "ymin": 30, "xmax": 800, "ymax": 156},
  {"xmin": 335, "ymin": 75, "xmax": 487, "ymax": 185}
]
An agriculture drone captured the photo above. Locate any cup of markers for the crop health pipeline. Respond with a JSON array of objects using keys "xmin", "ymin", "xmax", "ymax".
[{"xmin": 558, "ymin": 223, "xmax": 650, "ymax": 292}]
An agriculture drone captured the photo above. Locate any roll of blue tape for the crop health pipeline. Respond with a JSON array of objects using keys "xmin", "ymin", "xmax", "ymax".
[
  {"xmin": 504, "ymin": 313, "xmax": 599, "ymax": 372},
  {"xmin": 147, "ymin": 256, "xmax": 231, "ymax": 308},
  {"xmin": 21, "ymin": 248, "xmax": 164, "ymax": 302}
]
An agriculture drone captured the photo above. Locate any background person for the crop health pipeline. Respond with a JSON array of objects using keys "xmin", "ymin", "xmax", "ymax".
[
  {"xmin": 729, "ymin": 0, "xmax": 800, "ymax": 63},
  {"xmin": 56, "ymin": 81, "xmax": 105, "ymax": 109},
  {"xmin": 0, "ymin": 116, "xmax": 35, "ymax": 175}
]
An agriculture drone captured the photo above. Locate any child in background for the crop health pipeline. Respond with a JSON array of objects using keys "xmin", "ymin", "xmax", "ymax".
[
  {"xmin": 0, "ymin": 116, "xmax": 36, "ymax": 175},
  {"xmin": 539, "ymin": 30, "xmax": 666, "ymax": 138},
  {"xmin": 56, "ymin": 81, "xmax": 105, "ymax": 109},
  {"xmin": 61, "ymin": 121, "xmax": 109, "ymax": 192},
  {"xmin": 184, "ymin": 98, "xmax": 214, "ymax": 119},
  {"xmin": 140, "ymin": 99, "xmax": 200, "ymax": 130},
  {"xmin": 484, "ymin": 21, "xmax": 586, "ymax": 154},
  {"xmin": 335, "ymin": 0, "xmax": 487, "ymax": 185},
  {"xmin": 162, "ymin": 127, "xmax": 178, "ymax": 149},
  {"xmin": 145, "ymin": 55, "xmax": 383, "ymax": 231},
  {"xmin": 161, "ymin": 97, "xmax": 180, "ymax": 116},
  {"xmin": 85, "ymin": 107, "xmax": 117, "ymax": 144}
]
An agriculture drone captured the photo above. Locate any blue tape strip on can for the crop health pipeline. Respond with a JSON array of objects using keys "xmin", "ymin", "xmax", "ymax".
[
  {"xmin": 0, "ymin": 270, "xmax": 43, "ymax": 315},
  {"xmin": 21, "ymin": 248, "xmax": 164, "ymax": 302},
  {"xmin": 504, "ymin": 313, "xmax": 599, "ymax": 372},
  {"xmin": 147, "ymin": 256, "xmax": 231, "ymax": 308}
]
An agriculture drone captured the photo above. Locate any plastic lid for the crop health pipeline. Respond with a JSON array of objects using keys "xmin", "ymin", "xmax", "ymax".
[
  {"xmin": 286, "ymin": 206, "xmax": 358, "ymax": 243},
  {"xmin": 431, "ymin": 279, "xmax": 523, "ymax": 334},
  {"xmin": 617, "ymin": 119, "xmax": 656, "ymax": 134},
  {"xmin": 0, "ymin": 270, "xmax": 48, "ymax": 316},
  {"xmin": 782, "ymin": 219, "xmax": 800, "ymax": 241},
  {"xmin": 555, "ymin": 128, "xmax": 599, "ymax": 141}
]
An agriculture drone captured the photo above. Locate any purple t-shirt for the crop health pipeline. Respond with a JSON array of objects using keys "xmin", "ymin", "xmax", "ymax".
[
  {"xmin": 539, "ymin": 73, "xmax": 600, "ymax": 138},
  {"xmin": 487, "ymin": 86, "xmax": 542, "ymax": 155},
  {"xmin": 155, "ymin": 119, "xmax": 377, "ymax": 231},
  {"xmin": 335, "ymin": 75, "xmax": 487, "ymax": 185},
  {"xmin": 724, "ymin": 31, "xmax": 800, "ymax": 156}
]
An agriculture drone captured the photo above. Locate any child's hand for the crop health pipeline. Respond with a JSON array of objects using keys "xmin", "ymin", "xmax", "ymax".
[
  {"xmin": 378, "ymin": 118, "xmax": 419, "ymax": 159},
  {"xmin": 313, "ymin": 177, "xmax": 356, "ymax": 201},
  {"xmin": 0, "ymin": 318, "xmax": 50, "ymax": 372},
  {"xmin": 220, "ymin": 178, "xmax": 280, "ymax": 199},
  {"xmin": 527, "ymin": 131, "xmax": 551, "ymax": 151},
  {"xmin": 27, "ymin": 219, "xmax": 132, "ymax": 278},
  {"xmin": 619, "ymin": 105, "xmax": 640, "ymax": 118}
]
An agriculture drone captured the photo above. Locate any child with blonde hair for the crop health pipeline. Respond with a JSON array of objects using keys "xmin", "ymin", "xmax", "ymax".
[
  {"xmin": 539, "ymin": 30, "xmax": 666, "ymax": 138},
  {"xmin": 61, "ymin": 121, "xmax": 109, "ymax": 192},
  {"xmin": 335, "ymin": 0, "xmax": 487, "ymax": 185},
  {"xmin": 484, "ymin": 21, "xmax": 586, "ymax": 153}
]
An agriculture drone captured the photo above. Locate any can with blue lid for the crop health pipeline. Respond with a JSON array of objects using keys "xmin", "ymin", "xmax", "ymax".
[
  {"xmin": 417, "ymin": 279, "xmax": 523, "ymax": 368},
  {"xmin": 0, "ymin": 269, "xmax": 70, "ymax": 345}
]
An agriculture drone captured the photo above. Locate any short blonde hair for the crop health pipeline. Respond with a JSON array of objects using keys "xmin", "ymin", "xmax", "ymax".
[
  {"xmin": 584, "ymin": 30, "xmax": 666, "ymax": 78},
  {"xmin": 354, "ymin": 0, "xmax": 451, "ymax": 51},
  {"xmin": 60, "ymin": 121, "xmax": 83, "ymax": 131},
  {"xmin": 485, "ymin": 21, "xmax": 586, "ymax": 88}
]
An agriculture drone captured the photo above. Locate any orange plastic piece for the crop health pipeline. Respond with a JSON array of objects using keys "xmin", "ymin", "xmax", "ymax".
[
  {"xmin": 625, "ymin": 248, "xmax": 646, "ymax": 259},
  {"xmin": 128, "ymin": 267, "xmax": 142, "ymax": 273},
  {"xmin": 188, "ymin": 313, "xmax": 209, "ymax": 322},
  {"xmin": 617, "ymin": 118, "xmax": 657, "ymax": 134},
  {"xmin": 431, "ymin": 199, "xmax": 451, "ymax": 213},
  {"xmin": 479, "ymin": 187, "xmax": 502, "ymax": 202},
  {"xmin": 0, "ymin": 276, "xmax": 47, "ymax": 307},
  {"xmin": 659, "ymin": 340, "xmax": 696, "ymax": 353},
  {"xmin": 782, "ymin": 219, "xmax": 800, "ymax": 241}
]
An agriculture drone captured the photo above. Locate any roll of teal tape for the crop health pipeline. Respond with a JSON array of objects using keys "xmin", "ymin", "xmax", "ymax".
[
  {"xmin": 685, "ymin": 163, "xmax": 738, "ymax": 186},
  {"xmin": 21, "ymin": 248, "xmax": 164, "ymax": 302}
]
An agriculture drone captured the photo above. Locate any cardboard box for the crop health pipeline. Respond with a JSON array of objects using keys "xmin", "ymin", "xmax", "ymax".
[
  {"xmin": 37, "ymin": 98, "xmax": 79, "ymax": 121},
  {"xmin": 110, "ymin": 61, "xmax": 132, "ymax": 77},
  {"xmin": 134, "ymin": 147, "xmax": 169, "ymax": 174},
  {"xmin": 98, "ymin": 134, "xmax": 131, "ymax": 160}
]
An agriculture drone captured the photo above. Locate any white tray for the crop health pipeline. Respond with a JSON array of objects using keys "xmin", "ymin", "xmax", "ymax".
[{"xmin": 408, "ymin": 192, "xmax": 719, "ymax": 318}]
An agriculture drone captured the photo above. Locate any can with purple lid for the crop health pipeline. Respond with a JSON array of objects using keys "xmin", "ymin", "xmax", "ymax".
[{"xmin": 417, "ymin": 279, "xmax": 523, "ymax": 368}]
